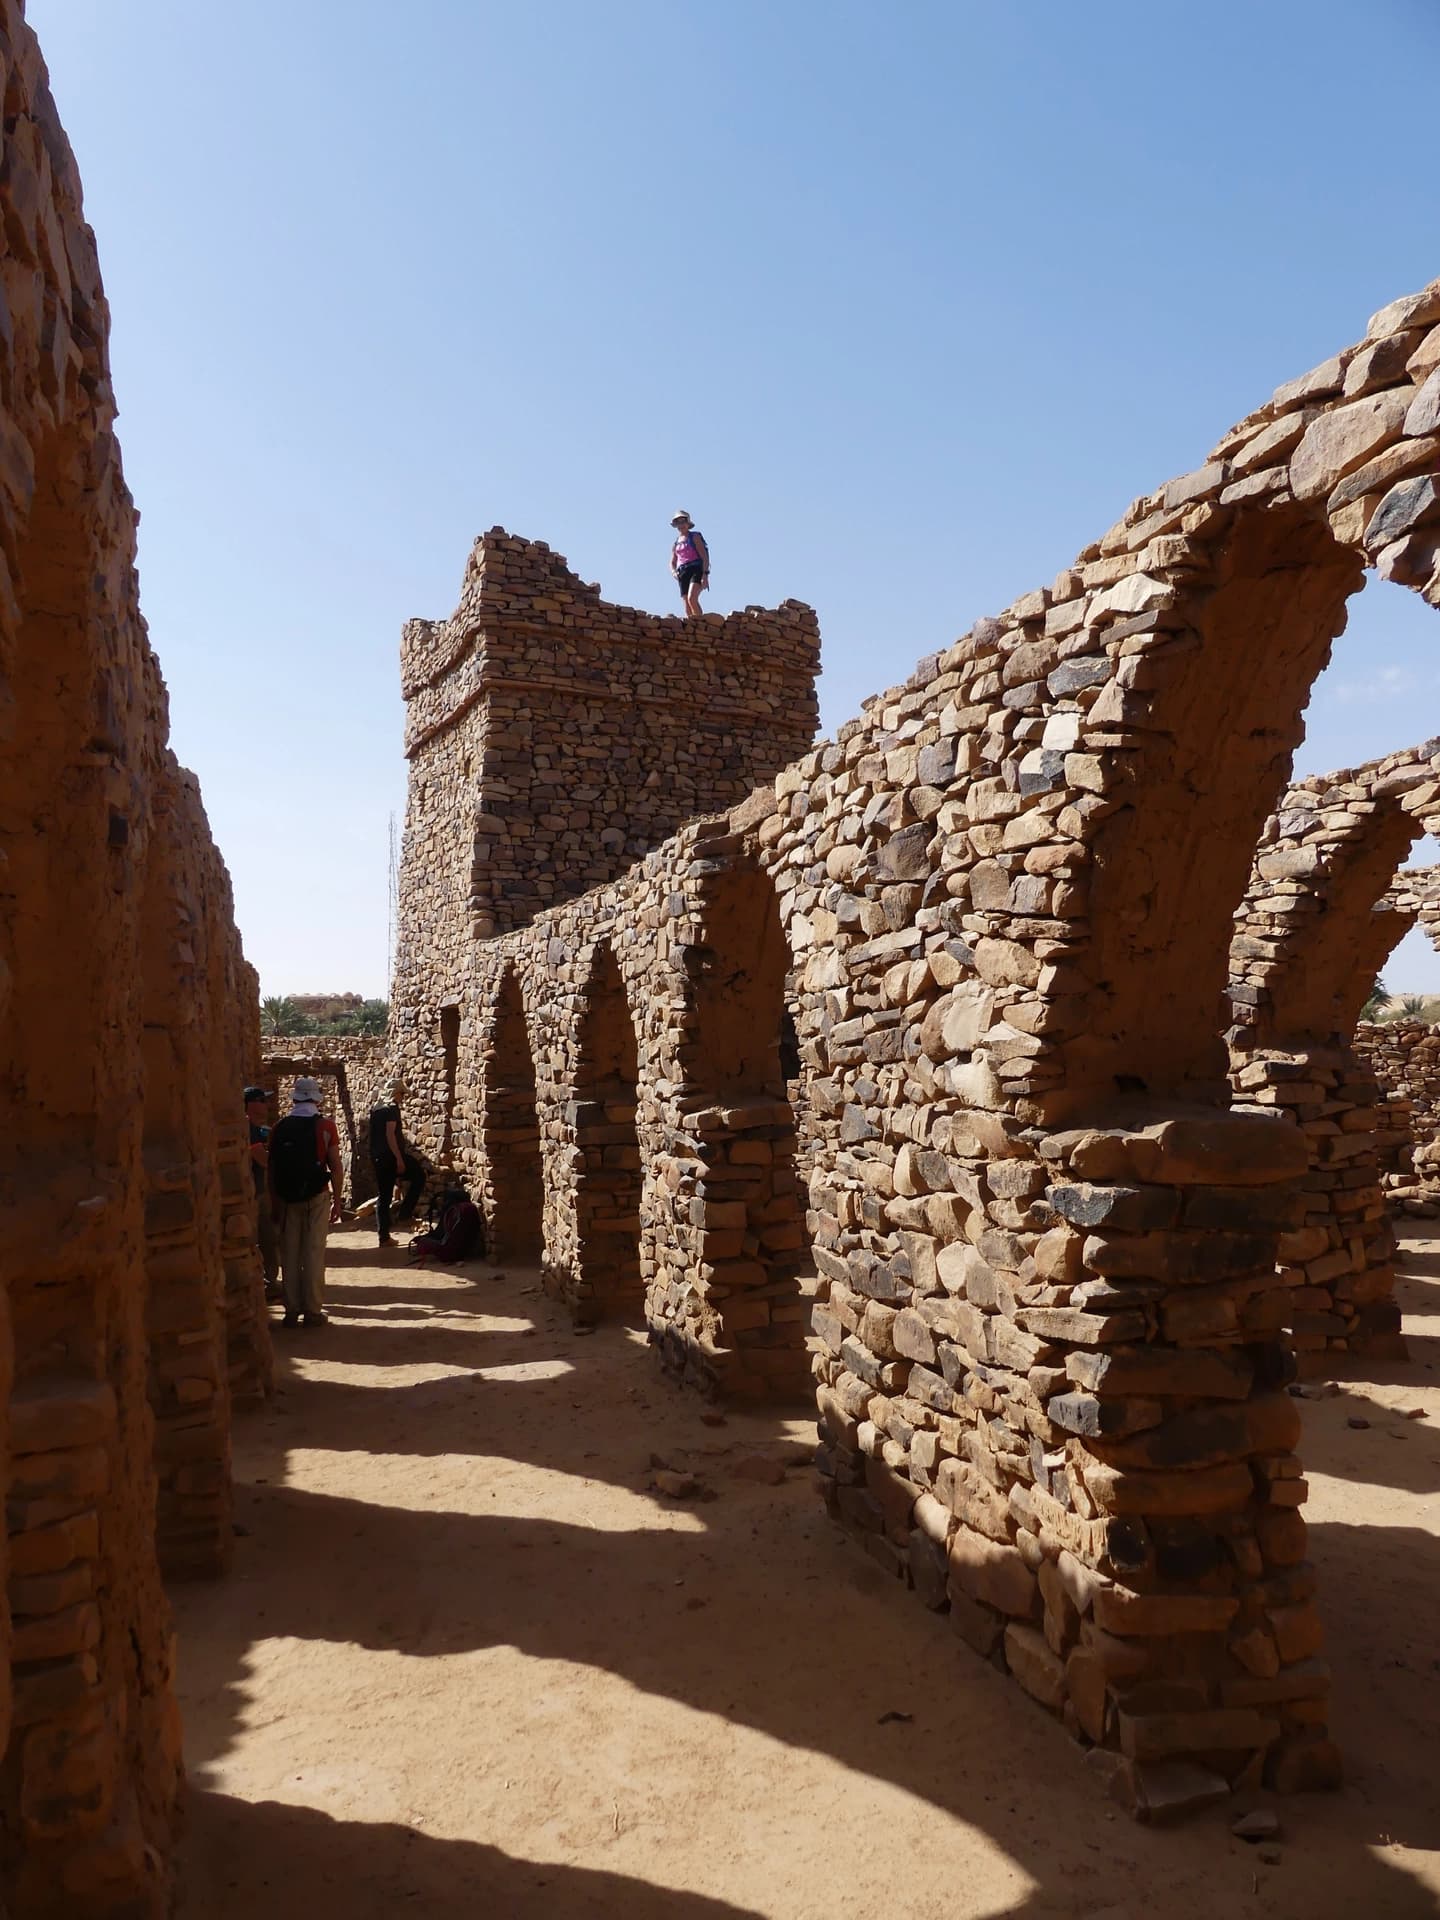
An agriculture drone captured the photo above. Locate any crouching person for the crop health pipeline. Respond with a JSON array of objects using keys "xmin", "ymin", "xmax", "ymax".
[
  {"xmin": 410, "ymin": 1186, "xmax": 485, "ymax": 1265},
  {"xmin": 269, "ymin": 1075, "xmax": 344, "ymax": 1328}
]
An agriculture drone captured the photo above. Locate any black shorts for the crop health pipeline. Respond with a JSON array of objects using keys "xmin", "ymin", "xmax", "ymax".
[{"xmin": 677, "ymin": 562, "xmax": 704, "ymax": 597}]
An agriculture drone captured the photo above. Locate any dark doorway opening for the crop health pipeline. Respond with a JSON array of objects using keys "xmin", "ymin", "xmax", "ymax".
[
  {"xmin": 685, "ymin": 862, "xmax": 809, "ymax": 1397},
  {"xmin": 572, "ymin": 946, "xmax": 644, "ymax": 1322},
  {"xmin": 485, "ymin": 973, "xmax": 544, "ymax": 1264}
]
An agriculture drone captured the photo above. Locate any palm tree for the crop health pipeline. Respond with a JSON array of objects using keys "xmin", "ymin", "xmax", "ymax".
[
  {"xmin": 260, "ymin": 995, "xmax": 301, "ymax": 1037},
  {"xmin": 1361, "ymin": 977, "xmax": 1390, "ymax": 1021},
  {"xmin": 1398, "ymin": 994, "xmax": 1430, "ymax": 1019},
  {"xmin": 357, "ymin": 998, "xmax": 388, "ymax": 1036}
]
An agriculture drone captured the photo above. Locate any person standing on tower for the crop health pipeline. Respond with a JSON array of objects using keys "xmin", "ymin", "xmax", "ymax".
[{"xmin": 669, "ymin": 510, "xmax": 710, "ymax": 618}]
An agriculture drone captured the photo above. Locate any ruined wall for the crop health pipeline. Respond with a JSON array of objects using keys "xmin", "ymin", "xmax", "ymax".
[
  {"xmin": 1226, "ymin": 748, "xmax": 1440, "ymax": 1367},
  {"xmin": 260, "ymin": 1036, "xmax": 392, "ymax": 1206},
  {"xmin": 392, "ymin": 276, "xmax": 1440, "ymax": 1809},
  {"xmin": 139, "ymin": 762, "xmax": 245, "ymax": 1580},
  {"xmin": 1357, "ymin": 1016, "xmax": 1440, "ymax": 1182},
  {"xmin": 391, "ymin": 532, "xmax": 820, "ymax": 1125},
  {"xmin": 0, "ymin": 12, "xmax": 261, "ymax": 1912},
  {"xmin": 223, "ymin": 953, "xmax": 271, "ymax": 1409},
  {"xmin": 449, "ymin": 818, "xmax": 815, "ymax": 1392}
]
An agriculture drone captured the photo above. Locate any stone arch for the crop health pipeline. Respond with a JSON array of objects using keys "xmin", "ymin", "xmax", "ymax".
[
  {"xmin": 1069, "ymin": 500, "xmax": 1367, "ymax": 1102},
  {"xmin": 1229, "ymin": 768, "xmax": 1433, "ymax": 1367},
  {"xmin": 922, "ymin": 293, "xmax": 1440, "ymax": 1121},
  {"xmin": 1389, "ymin": 859, "xmax": 1440, "ymax": 947},
  {"xmin": 1226, "ymin": 738, "xmax": 1440, "ymax": 1367},
  {"xmin": 685, "ymin": 860, "xmax": 795, "ymax": 1095},
  {"xmin": 1235, "ymin": 797, "xmax": 1420, "ymax": 1048},
  {"xmin": 1358, "ymin": 862, "xmax": 1440, "ymax": 1190},
  {"xmin": 482, "ymin": 968, "xmax": 544, "ymax": 1264},
  {"xmin": 675, "ymin": 857, "xmax": 810, "ymax": 1399},
  {"xmin": 569, "ymin": 943, "xmax": 644, "ymax": 1322}
]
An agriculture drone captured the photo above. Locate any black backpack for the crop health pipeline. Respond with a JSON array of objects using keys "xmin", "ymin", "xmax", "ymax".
[{"xmin": 269, "ymin": 1115, "xmax": 330, "ymax": 1203}]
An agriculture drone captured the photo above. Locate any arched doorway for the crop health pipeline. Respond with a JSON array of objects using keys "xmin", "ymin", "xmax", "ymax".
[
  {"xmin": 1230, "ymin": 777, "xmax": 1422, "ymax": 1368},
  {"xmin": 571, "ymin": 945, "xmax": 644, "ymax": 1322},
  {"xmin": 681, "ymin": 859, "xmax": 809, "ymax": 1398},
  {"xmin": 483, "ymin": 970, "xmax": 544, "ymax": 1264}
]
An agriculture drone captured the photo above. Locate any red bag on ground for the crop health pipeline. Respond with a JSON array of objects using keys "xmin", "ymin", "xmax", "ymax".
[{"xmin": 410, "ymin": 1198, "xmax": 485, "ymax": 1263}]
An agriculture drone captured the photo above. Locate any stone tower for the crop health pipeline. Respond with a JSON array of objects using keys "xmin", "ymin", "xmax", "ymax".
[{"xmin": 392, "ymin": 529, "xmax": 821, "ymax": 1015}]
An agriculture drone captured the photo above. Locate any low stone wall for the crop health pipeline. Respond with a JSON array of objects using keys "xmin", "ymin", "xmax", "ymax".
[
  {"xmin": 261, "ymin": 1037, "xmax": 392, "ymax": 1206},
  {"xmin": 1356, "ymin": 1018, "xmax": 1440, "ymax": 1181}
]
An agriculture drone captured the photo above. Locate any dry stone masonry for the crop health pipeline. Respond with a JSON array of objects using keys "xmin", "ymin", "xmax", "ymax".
[
  {"xmin": 1226, "ymin": 744, "xmax": 1440, "ymax": 1366},
  {"xmin": 393, "ymin": 274, "xmax": 1440, "ymax": 1814},
  {"xmin": 395, "ymin": 527, "xmax": 818, "ymax": 950},
  {"xmin": 0, "ymin": 12, "xmax": 264, "ymax": 1912},
  {"xmin": 1357, "ymin": 1008, "xmax": 1440, "ymax": 1197},
  {"xmin": 4, "ymin": 0, "xmax": 1439, "ymax": 1880}
]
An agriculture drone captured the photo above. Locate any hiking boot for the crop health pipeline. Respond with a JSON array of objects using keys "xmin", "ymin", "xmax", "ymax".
[
  {"xmin": 303, "ymin": 1312, "xmax": 328, "ymax": 1328},
  {"xmin": 280, "ymin": 1313, "xmax": 300, "ymax": 1330},
  {"xmin": 378, "ymin": 1235, "xmax": 397, "ymax": 1248}
]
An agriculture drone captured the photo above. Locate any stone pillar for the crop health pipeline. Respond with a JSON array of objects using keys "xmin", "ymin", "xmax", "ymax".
[{"xmin": 815, "ymin": 1109, "xmax": 1338, "ymax": 1808}]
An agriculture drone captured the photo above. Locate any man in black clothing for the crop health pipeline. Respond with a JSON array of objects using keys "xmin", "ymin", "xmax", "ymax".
[
  {"xmin": 244, "ymin": 1086, "xmax": 282, "ymax": 1299},
  {"xmin": 370, "ymin": 1083, "xmax": 425, "ymax": 1247}
]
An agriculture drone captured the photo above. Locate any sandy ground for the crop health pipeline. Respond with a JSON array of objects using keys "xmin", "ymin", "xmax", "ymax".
[{"xmin": 171, "ymin": 1228, "xmax": 1440, "ymax": 1919}]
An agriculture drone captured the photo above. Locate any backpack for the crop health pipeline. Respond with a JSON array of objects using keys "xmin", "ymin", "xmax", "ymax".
[
  {"xmin": 434, "ymin": 1200, "xmax": 484, "ymax": 1261},
  {"xmin": 269, "ymin": 1114, "xmax": 331, "ymax": 1203}
]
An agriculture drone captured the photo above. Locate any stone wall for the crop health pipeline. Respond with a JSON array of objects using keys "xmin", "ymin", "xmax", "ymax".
[
  {"xmin": 139, "ymin": 761, "xmax": 263, "ymax": 1580},
  {"xmin": 260, "ymin": 1035, "xmax": 392, "ymax": 1206},
  {"xmin": 391, "ymin": 274, "xmax": 1440, "ymax": 1809},
  {"xmin": 0, "ymin": 12, "xmax": 262, "ymax": 1911},
  {"xmin": 1226, "ymin": 748, "xmax": 1440, "ymax": 1366},
  {"xmin": 1356, "ymin": 1016, "xmax": 1440, "ymax": 1181},
  {"xmin": 227, "ymin": 957, "xmax": 272, "ymax": 1408}
]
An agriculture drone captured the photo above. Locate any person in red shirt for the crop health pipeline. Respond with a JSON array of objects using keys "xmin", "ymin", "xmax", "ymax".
[{"xmin": 267, "ymin": 1076, "xmax": 344, "ymax": 1328}]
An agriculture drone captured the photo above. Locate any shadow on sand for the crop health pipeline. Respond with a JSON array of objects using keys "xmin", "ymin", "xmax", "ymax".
[{"xmin": 175, "ymin": 1248, "xmax": 1440, "ymax": 1918}]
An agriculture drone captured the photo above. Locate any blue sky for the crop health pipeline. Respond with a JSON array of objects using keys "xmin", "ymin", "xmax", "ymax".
[{"xmin": 29, "ymin": 0, "xmax": 1440, "ymax": 998}]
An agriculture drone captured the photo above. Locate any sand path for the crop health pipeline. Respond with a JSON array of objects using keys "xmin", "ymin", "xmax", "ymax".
[{"xmin": 173, "ymin": 1229, "xmax": 1440, "ymax": 1917}]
